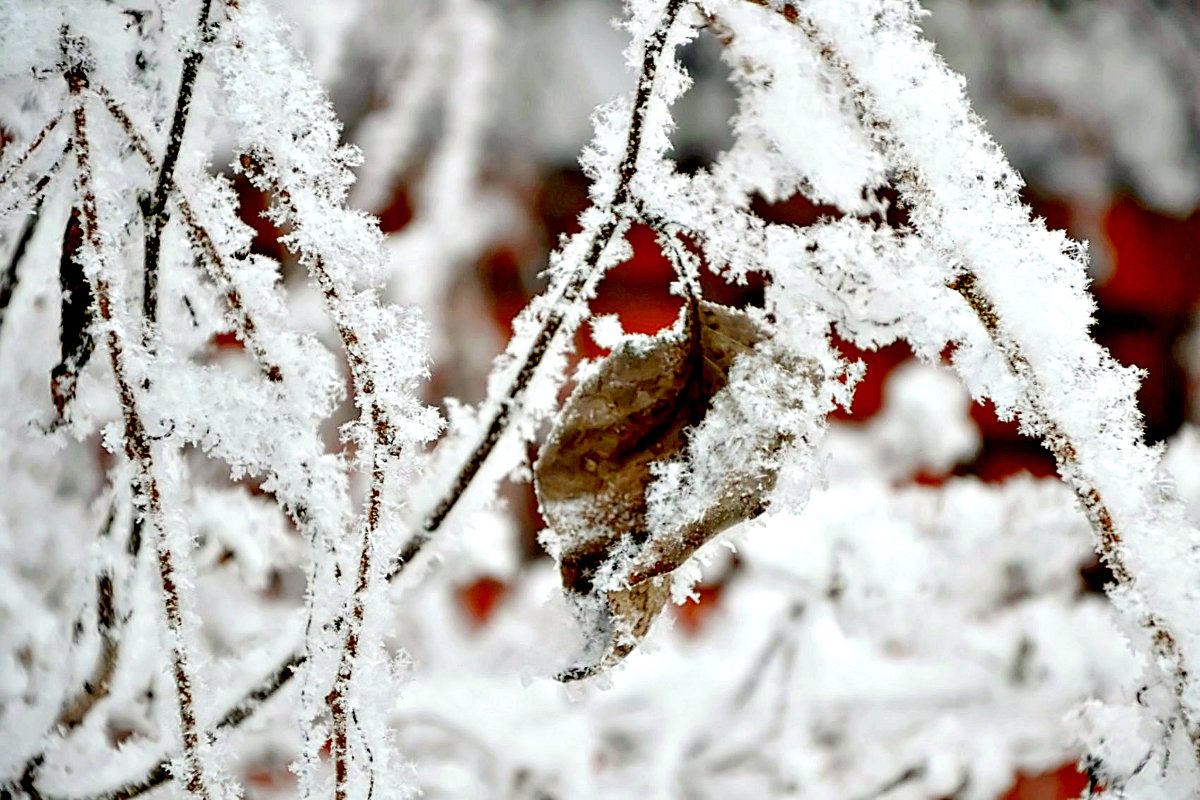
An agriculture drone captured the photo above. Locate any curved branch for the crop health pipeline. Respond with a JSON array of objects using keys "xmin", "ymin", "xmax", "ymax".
[{"xmin": 743, "ymin": 0, "xmax": 1200, "ymax": 762}]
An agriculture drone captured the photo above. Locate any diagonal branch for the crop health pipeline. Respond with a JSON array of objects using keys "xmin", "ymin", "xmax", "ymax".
[
  {"xmin": 390, "ymin": 0, "xmax": 688, "ymax": 579},
  {"xmin": 0, "ymin": 140, "xmax": 70, "ymax": 222},
  {"xmin": 0, "ymin": 114, "xmax": 62, "ymax": 194}
]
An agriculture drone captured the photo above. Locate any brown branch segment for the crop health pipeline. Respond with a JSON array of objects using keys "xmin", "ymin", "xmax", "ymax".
[
  {"xmin": 141, "ymin": 0, "xmax": 214, "ymax": 343},
  {"xmin": 0, "ymin": 114, "xmax": 61, "ymax": 192},
  {"xmin": 65, "ymin": 50, "xmax": 210, "ymax": 800},
  {"xmin": 326, "ymin": 454, "xmax": 385, "ymax": 800}
]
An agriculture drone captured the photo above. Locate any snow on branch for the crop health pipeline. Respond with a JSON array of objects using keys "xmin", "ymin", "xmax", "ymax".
[{"xmin": 4, "ymin": 0, "xmax": 1200, "ymax": 797}]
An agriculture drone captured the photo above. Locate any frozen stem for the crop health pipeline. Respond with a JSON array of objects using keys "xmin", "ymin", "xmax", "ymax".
[
  {"xmin": 0, "ymin": 113, "xmax": 61, "ymax": 193},
  {"xmin": 99, "ymin": 88, "xmax": 284, "ymax": 384},
  {"xmin": 390, "ymin": 0, "xmax": 688, "ymax": 578},
  {"xmin": 65, "ymin": 48, "xmax": 210, "ymax": 799}
]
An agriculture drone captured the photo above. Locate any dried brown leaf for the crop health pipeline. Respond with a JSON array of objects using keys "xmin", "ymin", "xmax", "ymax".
[{"xmin": 536, "ymin": 299, "xmax": 812, "ymax": 680}]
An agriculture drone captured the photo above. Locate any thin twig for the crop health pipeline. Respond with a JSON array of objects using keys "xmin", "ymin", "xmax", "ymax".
[
  {"xmin": 0, "ymin": 141, "xmax": 69, "ymax": 222},
  {"xmin": 57, "ymin": 503, "xmax": 120, "ymax": 730},
  {"xmin": 3, "ymin": 505, "xmax": 119, "ymax": 800},
  {"xmin": 47, "ymin": 652, "xmax": 309, "ymax": 800},
  {"xmin": 65, "ymin": 47, "xmax": 210, "ymax": 799},
  {"xmin": 328, "ymin": 447, "xmax": 386, "ymax": 800},
  {"xmin": 0, "ymin": 197, "xmax": 43, "ymax": 339},
  {"xmin": 0, "ymin": 114, "xmax": 61, "ymax": 193},
  {"xmin": 141, "ymin": 0, "xmax": 214, "ymax": 346},
  {"xmin": 389, "ymin": 0, "xmax": 688, "ymax": 580},
  {"xmin": 849, "ymin": 765, "xmax": 927, "ymax": 800},
  {"xmin": 99, "ymin": 89, "xmax": 283, "ymax": 383}
]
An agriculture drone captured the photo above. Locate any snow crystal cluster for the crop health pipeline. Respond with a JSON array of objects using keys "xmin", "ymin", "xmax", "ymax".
[{"xmin": 3, "ymin": 0, "xmax": 1200, "ymax": 798}]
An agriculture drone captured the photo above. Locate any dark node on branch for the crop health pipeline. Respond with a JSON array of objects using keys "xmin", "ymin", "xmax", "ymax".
[{"xmin": 50, "ymin": 207, "xmax": 95, "ymax": 423}]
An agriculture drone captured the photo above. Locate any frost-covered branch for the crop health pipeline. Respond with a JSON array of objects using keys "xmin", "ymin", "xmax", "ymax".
[
  {"xmin": 400, "ymin": 0, "xmax": 690, "ymax": 572},
  {"xmin": 64, "ymin": 49, "xmax": 211, "ymax": 799},
  {"xmin": 98, "ymin": 91, "xmax": 283, "ymax": 383},
  {"xmin": 720, "ymin": 0, "xmax": 1200, "ymax": 788},
  {"xmin": 7, "ymin": 0, "xmax": 1200, "ymax": 797},
  {"xmin": 0, "ymin": 114, "xmax": 62, "ymax": 193},
  {"xmin": 141, "ymin": 0, "xmax": 213, "ymax": 344}
]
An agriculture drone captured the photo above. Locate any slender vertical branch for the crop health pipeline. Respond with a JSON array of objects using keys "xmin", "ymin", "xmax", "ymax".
[
  {"xmin": 141, "ymin": 0, "xmax": 214, "ymax": 346},
  {"xmin": 65, "ymin": 49, "xmax": 210, "ymax": 800},
  {"xmin": 241, "ymin": 151, "xmax": 397, "ymax": 796},
  {"xmin": 327, "ymin": 447, "xmax": 385, "ymax": 800}
]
